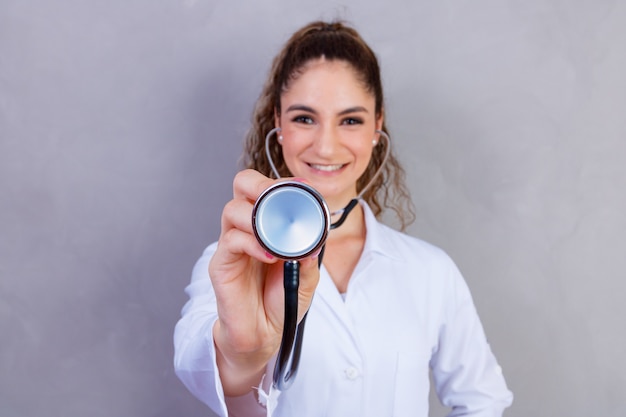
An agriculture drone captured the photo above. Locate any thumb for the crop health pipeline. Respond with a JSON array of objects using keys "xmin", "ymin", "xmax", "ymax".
[{"xmin": 294, "ymin": 254, "xmax": 321, "ymax": 320}]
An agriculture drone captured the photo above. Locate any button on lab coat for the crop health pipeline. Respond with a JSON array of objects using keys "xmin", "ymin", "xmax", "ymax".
[{"xmin": 174, "ymin": 203, "xmax": 513, "ymax": 417}]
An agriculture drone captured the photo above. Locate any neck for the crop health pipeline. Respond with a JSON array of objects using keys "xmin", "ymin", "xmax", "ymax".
[
  {"xmin": 322, "ymin": 200, "xmax": 367, "ymax": 294},
  {"xmin": 328, "ymin": 198, "xmax": 359, "ymax": 228},
  {"xmin": 328, "ymin": 201, "xmax": 365, "ymax": 241}
]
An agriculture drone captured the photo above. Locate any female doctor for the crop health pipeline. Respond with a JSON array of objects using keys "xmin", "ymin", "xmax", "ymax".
[{"xmin": 174, "ymin": 20, "xmax": 513, "ymax": 417}]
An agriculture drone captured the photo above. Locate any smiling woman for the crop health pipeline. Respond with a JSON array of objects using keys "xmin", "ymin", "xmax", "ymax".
[
  {"xmin": 244, "ymin": 21, "xmax": 412, "ymax": 229},
  {"xmin": 276, "ymin": 59, "xmax": 382, "ymax": 211},
  {"xmin": 173, "ymin": 20, "xmax": 513, "ymax": 417}
]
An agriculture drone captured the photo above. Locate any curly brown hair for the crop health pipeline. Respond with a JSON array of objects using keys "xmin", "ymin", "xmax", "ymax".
[{"xmin": 242, "ymin": 20, "xmax": 415, "ymax": 230}]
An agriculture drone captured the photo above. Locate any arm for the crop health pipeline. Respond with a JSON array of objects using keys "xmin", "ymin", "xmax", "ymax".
[
  {"xmin": 430, "ymin": 261, "xmax": 514, "ymax": 416},
  {"xmin": 173, "ymin": 170, "xmax": 320, "ymax": 415},
  {"xmin": 173, "ymin": 244, "xmax": 231, "ymax": 416},
  {"xmin": 173, "ymin": 244, "xmax": 269, "ymax": 416}
]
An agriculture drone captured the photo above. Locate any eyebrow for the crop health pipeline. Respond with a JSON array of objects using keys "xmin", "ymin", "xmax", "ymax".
[{"xmin": 285, "ymin": 104, "xmax": 369, "ymax": 115}]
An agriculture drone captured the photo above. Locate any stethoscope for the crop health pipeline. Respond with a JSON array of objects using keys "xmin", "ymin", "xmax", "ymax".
[{"xmin": 251, "ymin": 126, "xmax": 391, "ymax": 390}]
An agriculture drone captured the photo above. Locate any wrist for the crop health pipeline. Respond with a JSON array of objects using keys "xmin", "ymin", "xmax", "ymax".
[{"xmin": 213, "ymin": 320, "xmax": 278, "ymax": 396}]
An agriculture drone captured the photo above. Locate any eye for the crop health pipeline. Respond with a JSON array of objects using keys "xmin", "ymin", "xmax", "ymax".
[
  {"xmin": 292, "ymin": 115, "xmax": 314, "ymax": 124},
  {"xmin": 341, "ymin": 117, "xmax": 364, "ymax": 126}
]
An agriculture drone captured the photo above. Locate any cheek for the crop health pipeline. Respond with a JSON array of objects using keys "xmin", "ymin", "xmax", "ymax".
[
  {"xmin": 279, "ymin": 140, "xmax": 302, "ymax": 173},
  {"xmin": 279, "ymin": 128, "xmax": 314, "ymax": 155},
  {"xmin": 356, "ymin": 145, "xmax": 378, "ymax": 174},
  {"xmin": 354, "ymin": 139, "xmax": 375, "ymax": 161},
  {"xmin": 280, "ymin": 144, "xmax": 295, "ymax": 162}
]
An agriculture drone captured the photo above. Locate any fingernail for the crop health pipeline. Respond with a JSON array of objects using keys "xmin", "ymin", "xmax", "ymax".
[
  {"xmin": 292, "ymin": 177, "xmax": 308, "ymax": 183},
  {"xmin": 265, "ymin": 251, "xmax": 275, "ymax": 259}
]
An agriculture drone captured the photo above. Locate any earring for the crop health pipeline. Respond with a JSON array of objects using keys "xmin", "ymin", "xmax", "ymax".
[
  {"xmin": 372, "ymin": 139, "xmax": 378, "ymax": 146},
  {"xmin": 278, "ymin": 135, "xmax": 284, "ymax": 143}
]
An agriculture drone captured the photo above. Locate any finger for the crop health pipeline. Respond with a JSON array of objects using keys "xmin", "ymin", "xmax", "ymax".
[
  {"xmin": 220, "ymin": 198, "xmax": 255, "ymax": 237},
  {"xmin": 294, "ymin": 255, "xmax": 321, "ymax": 320},
  {"xmin": 232, "ymin": 169, "xmax": 277, "ymax": 202},
  {"xmin": 214, "ymin": 228, "xmax": 278, "ymax": 268},
  {"xmin": 298, "ymin": 255, "xmax": 321, "ymax": 295}
]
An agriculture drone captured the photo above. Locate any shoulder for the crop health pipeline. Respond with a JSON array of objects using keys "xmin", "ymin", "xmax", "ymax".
[
  {"xmin": 370, "ymin": 219, "xmax": 458, "ymax": 271},
  {"xmin": 362, "ymin": 201, "xmax": 454, "ymax": 267},
  {"xmin": 367, "ymin": 220, "xmax": 471, "ymax": 306}
]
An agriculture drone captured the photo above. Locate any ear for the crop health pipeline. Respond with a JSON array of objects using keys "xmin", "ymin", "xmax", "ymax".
[
  {"xmin": 375, "ymin": 110, "xmax": 384, "ymax": 137},
  {"xmin": 274, "ymin": 108, "xmax": 281, "ymax": 129}
]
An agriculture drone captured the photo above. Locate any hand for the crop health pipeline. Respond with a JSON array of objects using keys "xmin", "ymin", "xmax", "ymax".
[{"xmin": 209, "ymin": 169, "xmax": 320, "ymax": 395}]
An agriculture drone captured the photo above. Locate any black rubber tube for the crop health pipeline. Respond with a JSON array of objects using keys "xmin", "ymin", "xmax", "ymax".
[{"xmin": 272, "ymin": 198, "xmax": 359, "ymax": 390}]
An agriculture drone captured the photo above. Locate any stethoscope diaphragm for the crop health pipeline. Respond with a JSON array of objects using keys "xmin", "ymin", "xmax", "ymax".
[{"xmin": 252, "ymin": 181, "xmax": 330, "ymax": 260}]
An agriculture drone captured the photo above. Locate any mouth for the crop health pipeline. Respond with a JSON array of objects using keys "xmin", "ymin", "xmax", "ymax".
[{"xmin": 308, "ymin": 163, "xmax": 346, "ymax": 172}]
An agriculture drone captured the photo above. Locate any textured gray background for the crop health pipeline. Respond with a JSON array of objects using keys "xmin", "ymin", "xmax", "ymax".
[{"xmin": 1, "ymin": 1, "xmax": 625, "ymax": 416}]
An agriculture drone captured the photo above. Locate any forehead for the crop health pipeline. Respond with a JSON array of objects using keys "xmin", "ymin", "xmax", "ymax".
[
  {"xmin": 297, "ymin": 57, "xmax": 356, "ymax": 75},
  {"xmin": 281, "ymin": 58, "xmax": 374, "ymax": 103}
]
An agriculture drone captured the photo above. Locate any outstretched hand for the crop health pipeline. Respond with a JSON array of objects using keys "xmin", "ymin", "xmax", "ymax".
[{"xmin": 209, "ymin": 169, "xmax": 320, "ymax": 396}]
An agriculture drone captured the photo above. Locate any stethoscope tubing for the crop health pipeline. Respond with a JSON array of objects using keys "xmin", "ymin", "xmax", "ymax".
[
  {"xmin": 272, "ymin": 260, "xmax": 302, "ymax": 390},
  {"xmin": 262, "ymin": 127, "xmax": 391, "ymax": 390}
]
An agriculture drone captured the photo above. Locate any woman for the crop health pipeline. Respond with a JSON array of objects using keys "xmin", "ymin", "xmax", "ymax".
[{"xmin": 174, "ymin": 20, "xmax": 513, "ymax": 417}]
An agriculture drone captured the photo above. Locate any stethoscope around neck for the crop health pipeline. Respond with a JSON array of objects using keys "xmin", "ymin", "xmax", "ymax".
[{"xmin": 251, "ymin": 126, "xmax": 390, "ymax": 390}]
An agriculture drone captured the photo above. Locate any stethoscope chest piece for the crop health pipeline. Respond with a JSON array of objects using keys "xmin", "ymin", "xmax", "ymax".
[
  {"xmin": 252, "ymin": 181, "xmax": 330, "ymax": 260},
  {"xmin": 252, "ymin": 127, "xmax": 390, "ymax": 390}
]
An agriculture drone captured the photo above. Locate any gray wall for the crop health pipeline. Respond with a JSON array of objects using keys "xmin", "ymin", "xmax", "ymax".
[{"xmin": 1, "ymin": 1, "xmax": 624, "ymax": 416}]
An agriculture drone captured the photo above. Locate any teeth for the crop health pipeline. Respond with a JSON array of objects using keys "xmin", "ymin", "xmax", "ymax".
[{"xmin": 310, "ymin": 164, "xmax": 344, "ymax": 172}]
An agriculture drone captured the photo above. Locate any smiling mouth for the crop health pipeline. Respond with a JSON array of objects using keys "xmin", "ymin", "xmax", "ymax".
[{"xmin": 309, "ymin": 163, "xmax": 346, "ymax": 172}]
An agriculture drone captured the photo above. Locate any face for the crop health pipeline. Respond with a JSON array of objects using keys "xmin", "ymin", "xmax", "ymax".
[{"xmin": 275, "ymin": 58, "xmax": 383, "ymax": 210}]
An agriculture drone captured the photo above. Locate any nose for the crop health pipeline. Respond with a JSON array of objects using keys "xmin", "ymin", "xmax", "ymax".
[{"xmin": 312, "ymin": 124, "xmax": 340, "ymax": 158}]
